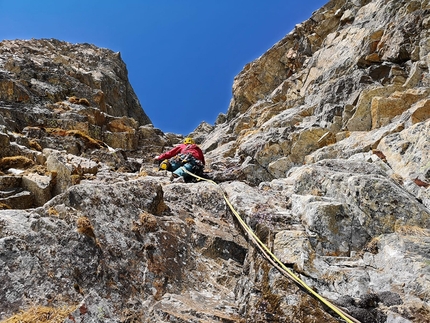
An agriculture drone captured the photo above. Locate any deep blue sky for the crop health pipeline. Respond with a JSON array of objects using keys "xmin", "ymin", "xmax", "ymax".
[{"xmin": 0, "ymin": 1, "xmax": 328, "ymax": 135}]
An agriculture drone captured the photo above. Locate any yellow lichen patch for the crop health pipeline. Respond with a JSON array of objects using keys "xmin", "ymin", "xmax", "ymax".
[
  {"xmin": 47, "ymin": 101, "xmax": 71, "ymax": 113},
  {"xmin": 185, "ymin": 218, "xmax": 195, "ymax": 226},
  {"xmin": 116, "ymin": 166, "xmax": 131, "ymax": 173},
  {"xmin": 0, "ymin": 202, "xmax": 11, "ymax": 210},
  {"xmin": 130, "ymin": 220, "xmax": 141, "ymax": 234},
  {"xmin": 153, "ymin": 277, "xmax": 167, "ymax": 301},
  {"xmin": 47, "ymin": 207, "xmax": 59, "ymax": 217},
  {"xmin": 78, "ymin": 98, "xmax": 90, "ymax": 106},
  {"xmin": 76, "ymin": 216, "xmax": 96, "ymax": 239},
  {"xmin": 71, "ymin": 174, "xmax": 81, "ymax": 185},
  {"xmin": 139, "ymin": 211, "xmax": 158, "ymax": 232},
  {"xmin": 66, "ymin": 130, "xmax": 104, "ymax": 149},
  {"xmin": 68, "ymin": 96, "xmax": 91, "ymax": 106},
  {"xmin": 0, "ymin": 305, "xmax": 77, "ymax": 323},
  {"xmin": 0, "ymin": 156, "xmax": 34, "ymax": 171},
  {"xmin": 310, "ymin": 188, "xmax": 324, "ymax": 196},
  {"xmin": 395, "ymin": 225, "xmax": 430, "ymax": 237},
  {"xmin": 68, "ymin": 96, "xmax": 79, "ymax": 104},
  {"xmin": 237, "ymin": 129, "xmax": 259, "ymax": 143},
  {"xmin": 29, "ymin": 139, "xmax": 42, "ymax": 151},
  {"xmin": 107, "ymin": 118, "xmax": 136, "ymax": 133},
  {"xmin": 54, "ymin": 101, "xmax": 71, "ymax": 108},
  {"xmin": 155, "ymin": 198, "xmax": 168, "ymax": 216},
  {"xmin": 138, "ymin": 169, "xmax": 148, "ymax": 177},
  {"xmin": 45, "ymin": 128, "xmax": 68, "ymax": 137},
  {"xmin": 360, "ymin": 237, "xmax": 380, "ymax": 256},
  {"xmin": 45, "ymin": 127, "xmax": 105, "ymax": 149}
]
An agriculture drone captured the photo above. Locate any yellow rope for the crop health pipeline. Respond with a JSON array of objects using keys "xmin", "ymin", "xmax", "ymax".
[{"xmin": 180, "ymin": 168, "xmax": 361, "ymax": 323}]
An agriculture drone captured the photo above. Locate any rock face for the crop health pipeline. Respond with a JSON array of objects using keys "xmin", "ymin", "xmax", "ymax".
[
  {"xmin": 0, "ymin": 38, "xmax": 152, "ymax": 152},
  {"xmin": 1, "ymin": 1, "xmax": 430, "ymax": 323}
]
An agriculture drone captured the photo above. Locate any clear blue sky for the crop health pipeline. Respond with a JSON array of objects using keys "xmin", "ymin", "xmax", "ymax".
[{"xmin": 0, "ymin": 0, "xmax": 328, "ymax": 135}]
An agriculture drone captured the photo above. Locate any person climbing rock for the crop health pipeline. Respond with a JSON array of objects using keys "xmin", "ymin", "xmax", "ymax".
[{"xmin": 154, "ymin": 137, "xmax": 205, "ymax": 182}]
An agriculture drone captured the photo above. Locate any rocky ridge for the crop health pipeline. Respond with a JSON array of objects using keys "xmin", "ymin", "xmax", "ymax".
[{"xmin": 1, "ymin": 0, "xmax": 430, "ymax": 322}]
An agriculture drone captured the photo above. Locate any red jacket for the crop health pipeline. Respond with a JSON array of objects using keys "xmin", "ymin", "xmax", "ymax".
[{"xmin": 157, "ymin": 144, "xmax": 205, "ymax": 165}]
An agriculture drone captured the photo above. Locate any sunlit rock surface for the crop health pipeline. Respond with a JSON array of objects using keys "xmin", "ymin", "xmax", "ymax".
[{"xmin": 1, "ymin": 0, "xmax": 430, "ymax": 322}]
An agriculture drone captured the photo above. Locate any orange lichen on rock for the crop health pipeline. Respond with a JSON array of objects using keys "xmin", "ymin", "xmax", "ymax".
[
  {"xmin": 66, "ymin": 130, "xmax": 105, "ymax": 149},
  {"xmin": 0, "ymin": 305, "xmax": 77, "ymax": 323},
  {"xmin": 29, "ymin": 139, "xmax": 42, "ymax": 151},
  {"xmin": 44, "ymin": 128, "xmax": 105, "ymax": 149},
  {"xmin": 68, "ymin": 96, "xmax": 79, "ymax": 104},
  {"xmin": 68, "ymin": 96, "xmax": 91, "ymax": 106},
  {"xmin": 76, "ymin": 216, "xmax": 96, "ymax": 239},
  {"xmin": 0, "ymin": 202, "xmax": 11, "ymax": 210},
  {"xmin": 139, "ymin": 211, "xmax": 158, "ymax": 232},
  {"xmin": 0, "ymin": 156, "xmax": 34, "ymax": 171}
]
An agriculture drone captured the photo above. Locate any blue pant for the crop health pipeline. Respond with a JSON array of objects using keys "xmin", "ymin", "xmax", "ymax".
[
  {"xmin": 168, "ymin": 155, "xmax": 194, "ymax": 179},
  {"xmin": 171, "ymin": 162, "xmax": 194, "ymax": 178}
]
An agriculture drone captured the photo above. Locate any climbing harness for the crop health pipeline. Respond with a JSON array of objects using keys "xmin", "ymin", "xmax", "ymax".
[
  {"xmin": 179, "ymin": 167, "xmax": 361, "ymax": 323},
  {"xmin": 160, "ymin": 154, "xmax": 204, "ymax": 178}
]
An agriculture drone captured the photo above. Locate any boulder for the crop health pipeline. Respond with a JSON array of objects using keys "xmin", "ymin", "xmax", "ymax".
[{"xmin": 21, "ymin": 172, "xmax": 54, "ymax": 207}]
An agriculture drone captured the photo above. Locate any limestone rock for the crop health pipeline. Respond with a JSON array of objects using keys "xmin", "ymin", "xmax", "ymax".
[
  {"xmin": 1, "ymin": 0, "xmax": 430, "ymax": 322},
  {"xmin": 45, "ymin": 149, "xmax": 99, "ymax": 195},
  {"xmin": 21, "ymin": 172, "xmax": 54, "ymax": 207},
  {"xmin": 378, "ymin": 119, "xmax": 430, "ymax": 181},
  {"xmin": 371, "ymin": 88, "xmax": 430, "ymax": 129},
  {"xmin": 0, "ymin": 188, "xmax": 33, "ymax": 209},
  {"xmin": 273, "ymin": 230, "xmax": 311, "ymax": 271},
  {"xmin": 0, "ymin": 39, "xmax": 151, "ymax": 126}
]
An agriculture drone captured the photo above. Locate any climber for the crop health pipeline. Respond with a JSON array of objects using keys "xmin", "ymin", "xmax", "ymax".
[{"xmin": 154, "ymin": 137, "xmax": 205, "ymax": 183}]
